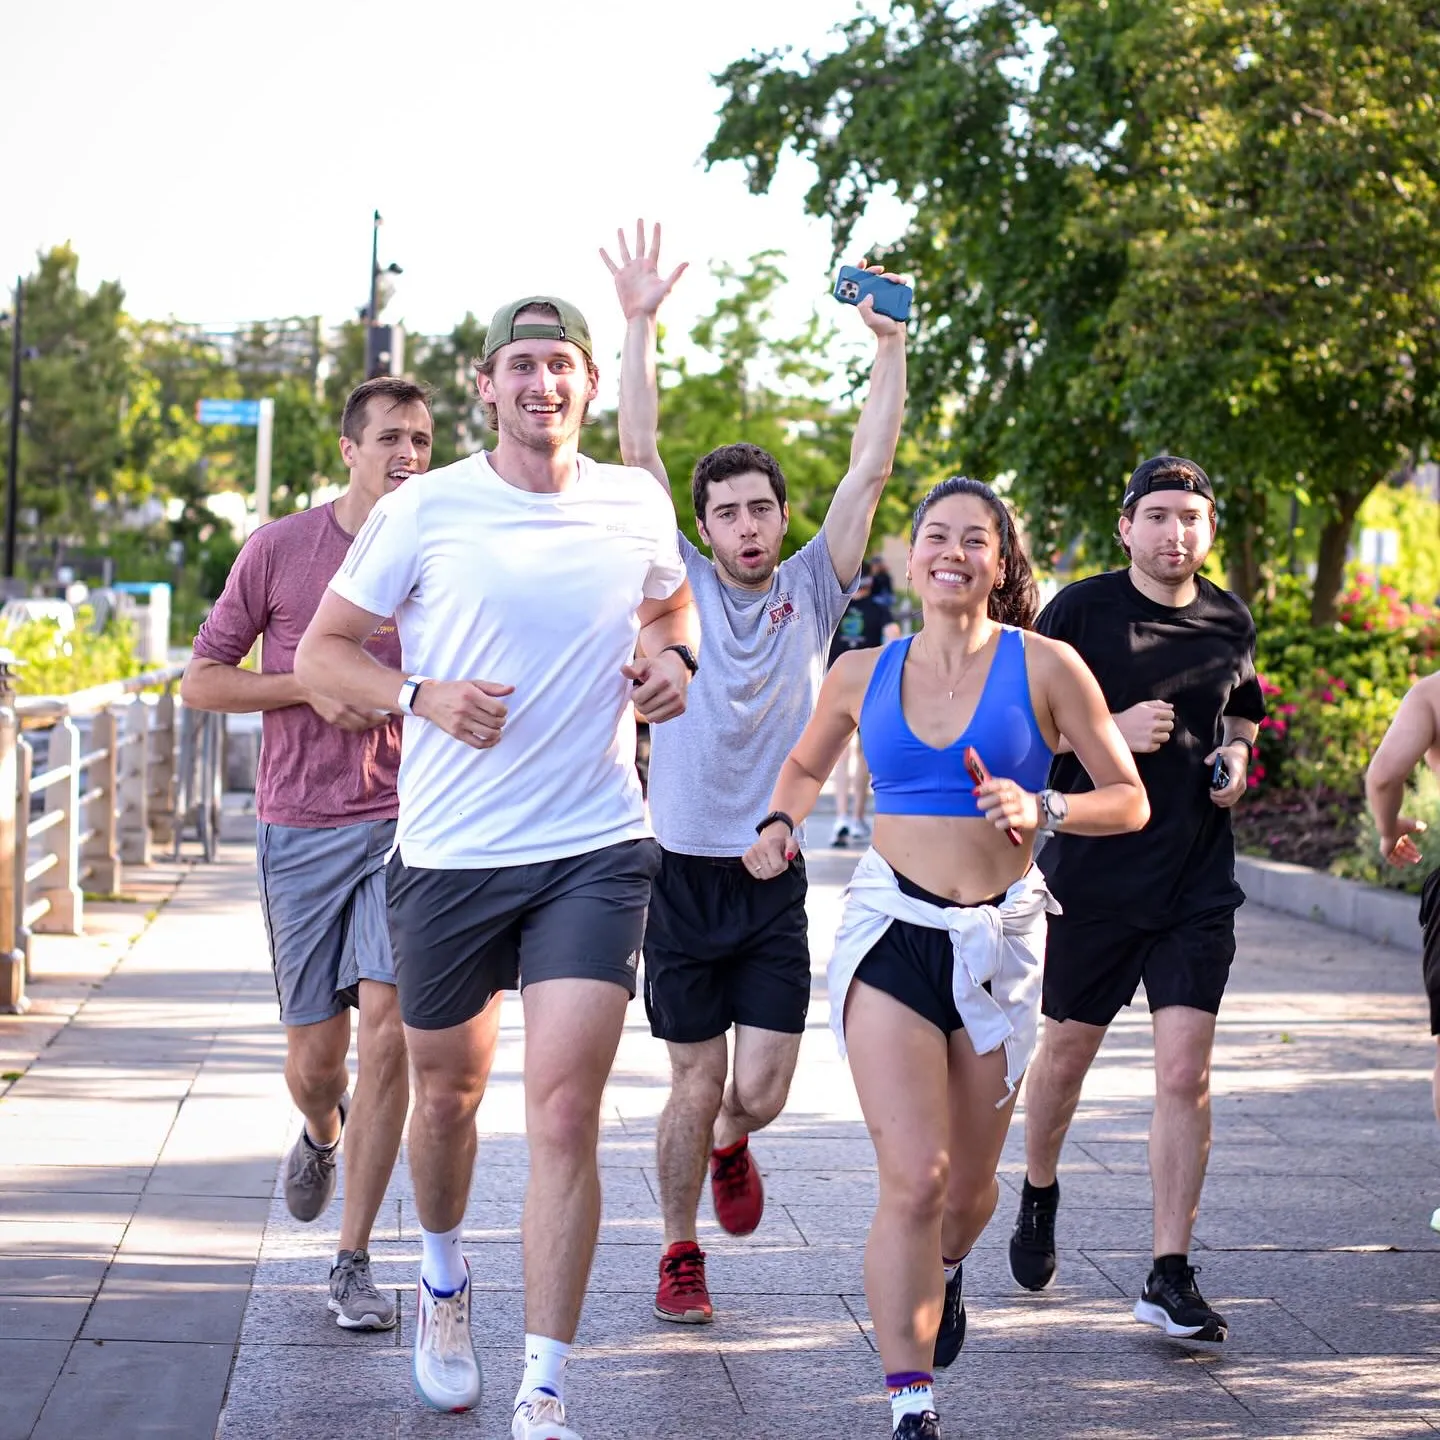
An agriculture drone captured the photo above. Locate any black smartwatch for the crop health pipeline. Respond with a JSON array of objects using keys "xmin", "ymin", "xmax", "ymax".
[
  {"xmin": 1224, "ymin": 736, "xmax": 1256, "ymax": 763},
  {"xmin": 756, "ymin": 810, "xmax": 796, "ymax": 836},
  {"xmin": 662, "ymin": 643, "xmax": 699, "ymax": 676}
]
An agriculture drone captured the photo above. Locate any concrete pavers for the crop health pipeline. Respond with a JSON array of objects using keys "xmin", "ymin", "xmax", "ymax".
[
  {"xmin": 0, "ymin": 835, "xmax": 293, "ymax": 1440},
  {"xmin": 4, "ymin": 830, "xmax": 1440, "ymax": 1437}
]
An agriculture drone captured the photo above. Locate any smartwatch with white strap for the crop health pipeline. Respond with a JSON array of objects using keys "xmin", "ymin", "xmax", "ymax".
[{"xmin": 397, "ymin": 676, "xmax": 429, "ymax": 715}]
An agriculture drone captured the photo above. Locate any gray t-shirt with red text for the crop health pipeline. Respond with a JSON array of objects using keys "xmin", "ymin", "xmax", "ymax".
[
  {"xmin": 647, "ymin": 529, "xmax": 855, "ymax": 856},
  {"xmin": 192, "ymin": 504, "xmax": 401, "ymax": 828}
]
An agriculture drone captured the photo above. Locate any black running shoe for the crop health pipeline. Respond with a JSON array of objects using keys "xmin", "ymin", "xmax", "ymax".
[
  {"xmin": 893, "ymin": 1412, "xmax": 941, "ymax": 1440},
  {"xmin": 1133, "ymin": 1261, "xmax": 1228, "ymax": 1342},
  {"xmin": 933, "ymin": 1261, "xmax": 966, "ymax": 1368},
  {"xmin": 1008, "ymin": 1183, "xmax": 1058, "ymax": 1291}
]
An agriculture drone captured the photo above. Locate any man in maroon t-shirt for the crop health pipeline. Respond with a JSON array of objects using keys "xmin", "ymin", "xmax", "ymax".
[{"xmin": 182, "ymin": 376, "xmax": 433, "ymax": 1330}]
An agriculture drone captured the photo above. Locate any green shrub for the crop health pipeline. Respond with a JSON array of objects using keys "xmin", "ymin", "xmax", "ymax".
[
  {"xmin": 1253, "ymin": 575, "xmax": 1439, "ymax": 797},
  {"xmin": 5, "ymin": 609, "xmax": 144, "ymax": 696}
]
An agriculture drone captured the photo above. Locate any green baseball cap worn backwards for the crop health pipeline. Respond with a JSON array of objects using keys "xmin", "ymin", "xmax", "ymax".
[{"xmin": 483, "ymin": 296, "xmax": 593, "ymax": 363}]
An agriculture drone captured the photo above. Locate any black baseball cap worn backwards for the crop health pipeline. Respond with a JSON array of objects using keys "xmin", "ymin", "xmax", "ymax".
[
  {"xmin": 483, "ymin": 296, "xmax": 593, "ymax": 363},
  {"xmin": 1122, "ymin": 455, "xmax": 1215, "ymax": 509}
]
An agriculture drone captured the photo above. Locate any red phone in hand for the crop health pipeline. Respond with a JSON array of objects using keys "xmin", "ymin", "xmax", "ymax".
[{"xmin": 964, "ymin": 745, "xmax": 1023, "ymax": 847}]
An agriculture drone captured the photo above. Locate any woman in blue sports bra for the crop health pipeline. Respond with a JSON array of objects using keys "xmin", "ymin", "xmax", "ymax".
[{"xmin": 743, "ymin": 477, "xmax": 1148, "ymax": 1440}]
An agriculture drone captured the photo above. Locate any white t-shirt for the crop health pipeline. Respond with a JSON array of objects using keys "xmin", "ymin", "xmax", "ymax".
[{"xmin": 328, "ymin": 451, "xmax": 686, "ymax": 868}]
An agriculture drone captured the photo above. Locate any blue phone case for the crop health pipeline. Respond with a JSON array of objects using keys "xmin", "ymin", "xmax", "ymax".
[{"xmin": 833, "ymin": 265, "xmax": 912, "ymax": 322}]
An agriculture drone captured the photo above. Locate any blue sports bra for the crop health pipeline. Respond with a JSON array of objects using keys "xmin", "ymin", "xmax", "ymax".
[{"xmin": 860, "ymin": 628, "xmax": 1053, "ymax": 817}]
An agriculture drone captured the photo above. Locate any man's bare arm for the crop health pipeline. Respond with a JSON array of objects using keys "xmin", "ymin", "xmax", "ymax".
[
  {"xmin": 295, "ymin": 591, "xmax": 405, "ymax": 713},
  {"xmin": 182, "ymin": 652, "xmax": 386, "ymax": 733},
  {"xmin": 297, "ymin": 590, "xmax": 518, "ymax": 752},
  {"xmin": 623, "ymin": 582, "xmax": 700, "ymax": 725},
  {"xmin": 181, "ymin": 656, "xmax": 308, "ymax": 714},
  {"xmin": 821, "ymin": 271, "xmax": 909, "ymax": 586},
  {"xmin": 603, "ymin": 220, "xmax": 687, "ymax": 491},
  {"xmin": 618, "ymin": 311, "xmax": 668, "ymax": 487},
  {"xmin": 1368, "ymin": 678, "xmax": 1440, "ymax": 863}
]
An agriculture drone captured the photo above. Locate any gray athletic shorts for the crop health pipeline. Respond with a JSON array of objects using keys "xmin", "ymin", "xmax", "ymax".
[
  {"xmin": 386, "ymin": 837, "xmax": 662, "ymax": 1031},
  {"xmin": 256, "ymin": 818, "xmax": 397, "ymax": 1027}
]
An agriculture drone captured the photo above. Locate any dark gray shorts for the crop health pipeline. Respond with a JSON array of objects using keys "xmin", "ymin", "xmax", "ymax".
[
  {"xmin": 386, "ymin": 838, "xmax": 662, "ymax": 1031},
  {"xmin": 256, "ymin": 818, "xmax": 397, "ymax": 1027}
]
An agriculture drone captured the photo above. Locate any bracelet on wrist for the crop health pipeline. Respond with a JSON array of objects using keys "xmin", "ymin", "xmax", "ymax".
[{"xmin": 755, "ymin": 810, "xmax": 796, "ymax": 837}]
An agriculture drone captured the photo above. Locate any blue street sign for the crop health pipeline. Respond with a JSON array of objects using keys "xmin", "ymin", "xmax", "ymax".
[{"xmin": 196, "ymin": 398, "xmax": 262, "ymax": 426}]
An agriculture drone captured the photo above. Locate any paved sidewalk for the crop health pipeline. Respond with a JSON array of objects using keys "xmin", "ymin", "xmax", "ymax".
[
  {"xmin": 0, "ymin": 833, "xmax": 294, "ymax": 1440},
  {"xmin": 5, "ymin": 828, "xmax": 1440, "ymax": 1438}
]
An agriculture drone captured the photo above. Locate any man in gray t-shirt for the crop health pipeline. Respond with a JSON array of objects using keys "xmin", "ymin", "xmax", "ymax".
[{"xmin": 605, "ymin": 219, "xmax": 908, "ymax": 1326}]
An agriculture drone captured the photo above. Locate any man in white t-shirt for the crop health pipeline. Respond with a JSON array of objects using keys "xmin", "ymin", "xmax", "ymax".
[{"xmin": 296, "ymin": 296, "xmax": 698, "ymax": 1440}]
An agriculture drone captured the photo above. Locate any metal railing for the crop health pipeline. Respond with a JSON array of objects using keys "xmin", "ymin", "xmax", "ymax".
[{"xmin": 0, "ymin": 657, "xmax": 223, "ymax": 1015}]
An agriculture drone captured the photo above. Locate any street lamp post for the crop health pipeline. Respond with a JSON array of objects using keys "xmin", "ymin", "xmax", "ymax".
[
  {"xmin": 365, "ymin": 212, "xmax": 404, "ymax": 379},
  {"xmin": 3, "ymin": 277, "xmax": 20, "ymax": 582}
]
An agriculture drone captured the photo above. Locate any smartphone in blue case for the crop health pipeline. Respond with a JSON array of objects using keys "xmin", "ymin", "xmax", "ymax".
[{"xmin": 833, "ymin": 265, "xmax": 913, "ymax": 322}]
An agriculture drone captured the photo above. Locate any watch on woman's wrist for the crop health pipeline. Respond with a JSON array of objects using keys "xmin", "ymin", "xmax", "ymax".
[{"xmin": 1037, "ymin": 788, "xmax": 1069, "ymax": 835}]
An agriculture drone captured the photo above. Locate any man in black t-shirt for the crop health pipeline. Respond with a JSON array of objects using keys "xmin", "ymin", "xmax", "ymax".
[
  {"xmin": 1008, "ymin": 455, "xmax": 1264, "ymax": 1347},
  {"xmin": 827, "ymin": 565, "xmax": 899, "ymax": 845}
]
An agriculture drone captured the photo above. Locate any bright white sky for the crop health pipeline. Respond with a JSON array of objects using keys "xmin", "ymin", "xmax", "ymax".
[{"xmin": 4, "ymin": 0, "xmax": 911, "ymax": 395}]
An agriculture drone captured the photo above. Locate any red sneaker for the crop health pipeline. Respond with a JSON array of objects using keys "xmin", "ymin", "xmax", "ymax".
[
  {"xmin": 710, "ymin": 1138, "xmax": 765, "ymax": 1236},
  {"xmin": 655, "ymin": 1240, "xmax": 713, "ymax": 1324}
]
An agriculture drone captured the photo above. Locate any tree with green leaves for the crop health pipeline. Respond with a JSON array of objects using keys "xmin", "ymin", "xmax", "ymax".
[
  {"xmin": 409, "ymin": 314, "xmax": 491, "ymax": 469},
  {"xmin": 0, "ymin": 246, "xmax": 132, "ymax": 559},
  {"xmin": 708, "ymin": 0, "xmax": 1440, "ymax": 621}
]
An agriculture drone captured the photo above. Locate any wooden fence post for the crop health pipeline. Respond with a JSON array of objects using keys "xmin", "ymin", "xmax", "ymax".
[{"xmin": 0, "ymin": 651, "xmax": 28, "ymax": 1013}]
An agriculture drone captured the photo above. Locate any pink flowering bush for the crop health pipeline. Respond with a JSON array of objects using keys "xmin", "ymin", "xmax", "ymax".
[{"xmin": 1251, "ymin": 577, "xmax": 1437, "ymax": 799}]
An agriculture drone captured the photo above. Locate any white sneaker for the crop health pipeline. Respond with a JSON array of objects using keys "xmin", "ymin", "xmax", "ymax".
[
  {"xmin": 412, "ymin": 1260, "xmax": 482, "ymax": 1412},
  {"xmin": 849, "ymin": 815, "xmax": 873, "ymax": 843},
  {"xmin": 830, "ymin": 818, "xmax": 850, "ymax": 848},
  {"xmin": 512, "ymin": 1392, "xmax": 581, "ymax": 1439}
]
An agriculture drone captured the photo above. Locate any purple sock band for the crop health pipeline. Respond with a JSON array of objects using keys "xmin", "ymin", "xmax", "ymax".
[{"xmin": 886, "ymin": 1371, "xmax": 934, "ymax": 1391}]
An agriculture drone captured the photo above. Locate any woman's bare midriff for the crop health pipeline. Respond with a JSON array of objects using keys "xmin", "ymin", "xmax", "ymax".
[{"xmin": 870, "ymin": 813, "xmax": 1033, "ymax": 904}]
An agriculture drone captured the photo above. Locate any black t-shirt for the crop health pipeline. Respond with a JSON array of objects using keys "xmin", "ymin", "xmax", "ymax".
[
  {"xmin": 828, "ymin": 595, "xmax": 891, "ymax": 668},
  {"xmin": 1036, "ymin": 569, "xmax": 1266, "ymax": 925}
]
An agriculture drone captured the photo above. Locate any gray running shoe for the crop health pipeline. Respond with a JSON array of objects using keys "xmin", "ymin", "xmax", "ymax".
[
  {"xmin": 282, "ymin": 1091, "xmax": 348, "ymax": 1222},
  {"xmin": 329, "ymin": 1248, "xmax": 397, "ymax": 1330}
]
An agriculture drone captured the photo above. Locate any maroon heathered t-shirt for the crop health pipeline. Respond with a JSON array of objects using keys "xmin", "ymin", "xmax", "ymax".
[{"xmin": 191, "ymin": 503, "xmax": 401, "ymax": 828}]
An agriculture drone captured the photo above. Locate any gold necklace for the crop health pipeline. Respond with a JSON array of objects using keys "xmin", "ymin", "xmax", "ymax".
[{"xmin": 918, "ymin": 631, "xmax": 988, "ymax": 701}]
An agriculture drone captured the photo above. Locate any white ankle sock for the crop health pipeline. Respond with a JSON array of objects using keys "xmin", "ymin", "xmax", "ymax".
[
  {"xmin": 419, "ymin": 1222, "xmax": 466, "ymax": 1294},
  {"xmin": 515, "ymin": 1333, "xmax": 571, "ymax": 1411},
  {"xmin": 889, "ymin": 1380, "xmax": 935, "ymax": 1429}
]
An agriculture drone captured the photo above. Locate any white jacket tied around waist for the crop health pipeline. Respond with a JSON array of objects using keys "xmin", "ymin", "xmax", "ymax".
[{"xmin": 827, "ymin": 848, "xmax": 1061, "ymax": 1107}]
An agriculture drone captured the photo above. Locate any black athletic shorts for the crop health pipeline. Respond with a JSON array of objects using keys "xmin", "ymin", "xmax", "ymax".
[
  {"xmin": 1041, "ymin": 903, "xmax": 1238, "ymax": 1028},
  {"xmin": 643, "ymin": 848, "xmax": 810, "ymax": 1043},
  {"xmin": 852, "ymin": 872, "xmax": 1000, "ymax": 1035},
  {"xmin": 386, "ymin": 838, "xmax": 661, "ymax": 1031},
  {"xmin": 1420, "ymin": 869, "xmax": 1440, "ymax": 1036}
]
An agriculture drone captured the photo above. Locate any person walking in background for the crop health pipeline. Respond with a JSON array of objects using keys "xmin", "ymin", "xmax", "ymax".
[
  {"xmin": 869, "ymin": 553, "xmax": 896, "ymax": 617},
  {"xmin": 828, "ymin": 562, "xmax": 900, "ymax": 848}
]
